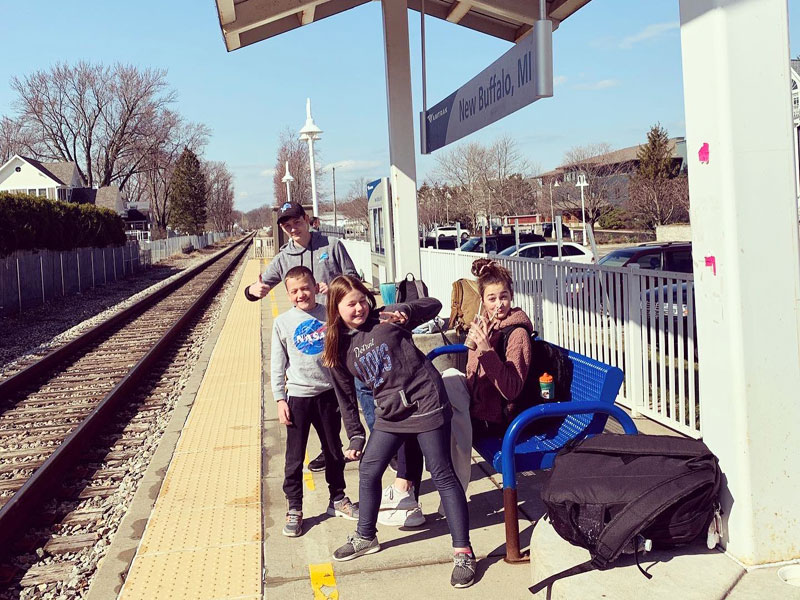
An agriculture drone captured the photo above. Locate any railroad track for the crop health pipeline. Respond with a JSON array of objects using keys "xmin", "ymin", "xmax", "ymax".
[{"xmin": 0, "ymin": 234, "xmax": 253, "ymax": 569}]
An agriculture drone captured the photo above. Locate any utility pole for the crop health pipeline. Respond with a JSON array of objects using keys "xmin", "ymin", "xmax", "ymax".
[{"xmin": 332, "ymin": 166, "xmax": 337, "ymax": 227}]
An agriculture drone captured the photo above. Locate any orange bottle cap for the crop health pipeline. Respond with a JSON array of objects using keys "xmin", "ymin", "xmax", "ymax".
[{"xmin": 539, "ymin": 372, "xmax": 553, "ymax": 383}]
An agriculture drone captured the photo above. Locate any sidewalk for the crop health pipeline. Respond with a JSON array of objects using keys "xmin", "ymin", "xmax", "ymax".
[
  {"xmin": 260, "ymin": 285, "xmax": 800, "ymax": 600},
  {"xmin": 260, "ymin": 286, "xmax": 544, "ymax": 599}
]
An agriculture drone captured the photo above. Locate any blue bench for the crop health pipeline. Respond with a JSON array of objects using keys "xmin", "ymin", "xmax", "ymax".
[{"xmin": 426, "ymin": 343, "xmax": 638, "ymax": 563}]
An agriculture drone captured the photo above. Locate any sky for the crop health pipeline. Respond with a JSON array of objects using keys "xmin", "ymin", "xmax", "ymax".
[{"xmin": 0, "ymin": 1, "xmax": 799, "ymax": 213}]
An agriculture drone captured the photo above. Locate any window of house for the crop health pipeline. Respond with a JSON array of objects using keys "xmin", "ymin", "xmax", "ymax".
[
  {"xmin": 57, "ymin": 188, "xmax": 66, "ymax": 200},
  {"xmin": 38, "ymin": 189, "xmax": 46, "ymax": 198},
  {"xmin": 28, "ymin": 189, "xmax": 36, "ymax": 195}
]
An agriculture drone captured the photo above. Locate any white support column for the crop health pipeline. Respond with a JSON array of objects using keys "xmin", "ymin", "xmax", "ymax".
[
  {"xmin": 381, "ymin": 0, "xmax": 422, "ymax": 278},
  {"xmin": 679, "ymin": 0, "xmax": 800, "ymax": 565}
]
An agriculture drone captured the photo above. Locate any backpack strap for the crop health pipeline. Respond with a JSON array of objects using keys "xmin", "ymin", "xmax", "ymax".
[
  {"xmin": 496, "ymin": 324, "xmax": 531, "ymax": 362},
  {"xmin": 591, "ymin": 469, "xmax": 716, "ymax": 569}
]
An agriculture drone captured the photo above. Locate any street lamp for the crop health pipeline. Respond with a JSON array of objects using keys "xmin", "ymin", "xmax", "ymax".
[
  {"xmin": 576, "ymin": 172, "xmax": 588, "ymax": 246},
  {"xmin": 550, "ymin": 179, "xmax": 559, "ymax": 237},
  {"xmin": 282, "ymin": 161, "xmax": 294, "ymax": 203},
  {"xmin": 299, "ymin": 98, "xmax": 322, "ymax": 217}
]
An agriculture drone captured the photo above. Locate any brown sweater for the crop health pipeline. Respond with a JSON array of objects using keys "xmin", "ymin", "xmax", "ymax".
[{"xmin": 466, "ymin": 307, "xmax": 533, "ymax": 424}]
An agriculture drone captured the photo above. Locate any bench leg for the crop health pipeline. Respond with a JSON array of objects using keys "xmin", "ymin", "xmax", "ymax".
[{"xmin": 503, "ymin": 488, "xmax": 530, "ymax": 564}]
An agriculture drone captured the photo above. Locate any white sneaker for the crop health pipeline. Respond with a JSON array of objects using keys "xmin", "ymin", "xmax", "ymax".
[
  {"xmin": 378, "ymin": 505, "xmax": 426, "ymax": 527},
  {"xmin": 379, "ymin": 485, "xmax": 418, "ymax": 511}
]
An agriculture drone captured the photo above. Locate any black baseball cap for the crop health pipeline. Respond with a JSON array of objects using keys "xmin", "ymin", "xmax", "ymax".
[{"xmin": 277, "ymin": 201, "xmax": 306, "ymax": 224}]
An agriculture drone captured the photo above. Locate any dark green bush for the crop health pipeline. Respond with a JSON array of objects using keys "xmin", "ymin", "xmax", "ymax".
[{"xmin": 0, "ymin": 192, "xmax": 126, "ymax": 256}]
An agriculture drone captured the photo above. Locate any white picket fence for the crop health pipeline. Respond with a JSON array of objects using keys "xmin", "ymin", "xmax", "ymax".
[{"xmin": 338, "ymin": 239, "xmax": 701, "ymax": 437}]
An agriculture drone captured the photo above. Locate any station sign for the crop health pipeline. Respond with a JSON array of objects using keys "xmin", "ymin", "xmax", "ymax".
[{"xmin": 421, "ymin": 20, "xmax": 553, "ymax": 154}]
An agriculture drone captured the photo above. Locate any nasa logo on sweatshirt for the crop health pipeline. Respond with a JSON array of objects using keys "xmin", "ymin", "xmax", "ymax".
[{"xmin": 294, "ymin": 318, "xmax": 327, "ymax": 355}]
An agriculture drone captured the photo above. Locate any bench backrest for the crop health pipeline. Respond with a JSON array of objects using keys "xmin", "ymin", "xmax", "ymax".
[{"xmin": 543, "ymin": 348, "xmax": 624, "ymax": 447}]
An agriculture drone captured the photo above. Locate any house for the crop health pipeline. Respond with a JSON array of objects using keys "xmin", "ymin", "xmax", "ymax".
[
  {"xmin": 0, "ymin": 154, "xmax": 85, "ymax": 201},
  {"xmin": 0, "ymin": 154, "xmax": 126, "ymax": 215}
]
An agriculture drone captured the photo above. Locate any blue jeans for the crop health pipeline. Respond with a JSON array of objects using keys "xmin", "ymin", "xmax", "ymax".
[
  {"xmin": 356, "ymin": 421, "xmax": 470, "ymax": 548},
  {"xmin": 355, "ymin": 379, "xmax": 375, "ymax": 431}
]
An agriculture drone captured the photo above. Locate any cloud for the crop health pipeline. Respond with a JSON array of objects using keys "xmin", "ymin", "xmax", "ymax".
[
  {"xmin": 573, "ymin": 79, "xmax": 620, "ymax": 91},
  {"xmin": 260, "ymin": 168, "xmax": 276, "ymax": 177},
  {"xmin": 322, "ymin": 159, "xmax": 382, "ymax": 172},
  {"xmin": 553, "ymin": 75, "xmax": 567, "ymax": 87},
  {"xmin": 619, "ymin": 22, "xmax": 679, "ymax": 49}
]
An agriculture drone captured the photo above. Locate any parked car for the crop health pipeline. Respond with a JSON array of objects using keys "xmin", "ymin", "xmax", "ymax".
[
  {"xmin": 641, "ymin": 281, "xmax": 698, "ymax": 361},
  {"xmin": 498, "ymin": 241, "xmax": 594, "ymax": 263},
  {"xmin": 426, "ymin": 225, "xmax": 471, "ymax": 242},
  {"xmin": 459, "ymin": 233, "xmax": 545, "ymax": 254},
  {"xmin": 597, "ymin": 242, "xmax": 693, "ymax": 273}
]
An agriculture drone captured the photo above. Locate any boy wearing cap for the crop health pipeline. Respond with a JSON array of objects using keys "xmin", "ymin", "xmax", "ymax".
[
  {"xmin": 245, "ymin": 202, "xmax": 358, "ymax": 303},
  {"xmin": 246, "ymin": 201, "xmax": 363, "ymax": 473}
]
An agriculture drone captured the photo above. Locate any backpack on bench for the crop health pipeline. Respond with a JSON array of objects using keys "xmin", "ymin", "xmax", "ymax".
[
  {"xmin": 540, "ymin": 433, "xmax": 721, "ymax": 579},
  {"xmin": 496, "ymin": 326, "xmax": 573, "ymax": 424}
]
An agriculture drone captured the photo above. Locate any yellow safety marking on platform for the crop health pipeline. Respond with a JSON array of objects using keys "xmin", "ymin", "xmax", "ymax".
[
  {"xmin": 303, "ymin": 451, "xmax": 316, "ymax": 491},
  {"xmin": 119, "ymin": 259, "xmax": 264, "ymax": 600},
  {"xmin": 309, "ymin": 563, "xmax": 339, "ymax": 600},
  {"xmin": 269, "ymin": 289, "xmax": 279, "ymax": 317}
]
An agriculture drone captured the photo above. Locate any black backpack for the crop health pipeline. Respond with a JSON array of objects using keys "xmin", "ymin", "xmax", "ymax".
[
  {"xmin": 497, "ymin": 326, "xmax": 573, "ymax": 424},
  {"xmin": 540, "ymin": 434, "xmax": 721, "ymax": 579},
  {"xmin": 396, "ymin": 273, "xmax": 428, "ymax": 303}
]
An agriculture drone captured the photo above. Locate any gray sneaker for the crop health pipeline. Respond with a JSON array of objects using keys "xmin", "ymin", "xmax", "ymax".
[
  {"xmin": 327, "ymin": 496, "xmax": 359, "ymax": 520},
  {"xmin": 450, "ymin": 551, "xmax": 476, "ymax": 588},
  {"xmin": 282, "ymin": 509, "xmax": 303, "ymax": 537},
  {"xmin": 332, "ymin": 532, "xmax": 380, "ymax": 561}
]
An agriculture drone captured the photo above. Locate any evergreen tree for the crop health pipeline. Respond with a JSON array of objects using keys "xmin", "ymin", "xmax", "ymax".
[
  {"xmin": 636, "ymin": 123, "xmax": 680, "ymax": 180},
  {"xmin": 626, "ymin": 124, "xmax": 688, "ymax": 229},
  {"xmin": 168, "ymin": 148, "xmax": 207, "ymax": 235}
]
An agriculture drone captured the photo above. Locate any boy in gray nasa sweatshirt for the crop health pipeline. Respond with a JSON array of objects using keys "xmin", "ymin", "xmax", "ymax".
[{"xmin": 271, "ymin": 266, "xmax": 358, "ymax": 537}]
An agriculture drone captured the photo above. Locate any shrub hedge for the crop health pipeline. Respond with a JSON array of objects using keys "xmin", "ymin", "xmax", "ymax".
[{"xmin": 0, "ymin": 192, "xmax": 126, "ymax": 256}]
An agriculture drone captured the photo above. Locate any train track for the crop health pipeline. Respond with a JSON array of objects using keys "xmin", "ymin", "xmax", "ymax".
[{"xmin": 0, "ymin": 235, "xmax": 253, "ymax": 579}]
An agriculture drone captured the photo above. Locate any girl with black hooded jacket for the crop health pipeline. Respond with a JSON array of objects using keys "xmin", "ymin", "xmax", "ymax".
[{"xmin": 323, "ymin": 275, "xmax": 476, "ymax": 589}]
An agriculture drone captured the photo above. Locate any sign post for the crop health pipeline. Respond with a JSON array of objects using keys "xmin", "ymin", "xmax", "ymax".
[{"xmin": 421, "ymin": 20, "xmax": 553, "ymax": 154}]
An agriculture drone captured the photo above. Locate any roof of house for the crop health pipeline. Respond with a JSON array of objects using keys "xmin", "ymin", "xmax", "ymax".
[
  {"xmin": 16, "ymin": 155, "xmax": 72, "ymax": 185},
  {"xmin": 533, "ymin": 137, "xmax": 685, "ymax": 179},
  {"xmin": 41, "ymin": 161, "xmax": 82, "ymax": 187},
  {"xmin": 125, "ymin": 208, "xmax": 148, "ymax": 222},
  {"xmin": 95, "ymin": 186, "xmax": 120, "ymax": 211}
]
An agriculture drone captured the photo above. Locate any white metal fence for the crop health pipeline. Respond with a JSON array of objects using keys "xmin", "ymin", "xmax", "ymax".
[
  {"xmin": 252, "ymin": 236, "xmax": 275, "ymax": 260},
  {"xmin": 139, "ymin": 232, "xmax": 230, "ymax": 264},
  {"xmin": 338, "ymin": 239, "xmax": 701, "ymax": 437}
]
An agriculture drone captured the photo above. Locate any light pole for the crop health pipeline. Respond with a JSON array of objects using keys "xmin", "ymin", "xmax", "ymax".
[
  {"xmin": 332, "ymin": 166, "xmax": 337, "ymax": 227},
  {"xmin": 282, "ymin": 161, "xmax": 294, "ymax": 203},
  {"xmin": 576, "ymin": 172, "xmax": 588, "ymax": 246},
  {"xmin": 299, "ymin": 98, "xmax": 322, "ymax": 217},
  {"xmin": 549, "ymin": 179, "xmax": 559, "ymax": 237}
]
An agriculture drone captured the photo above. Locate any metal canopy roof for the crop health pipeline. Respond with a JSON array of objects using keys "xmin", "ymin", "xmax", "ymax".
[{"xmin": 215, "ymin": 0, "xmax": 590, "ymax": 50}]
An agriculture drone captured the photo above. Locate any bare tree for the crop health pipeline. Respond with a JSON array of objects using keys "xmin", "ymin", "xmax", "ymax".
[
  {"xmin": 434, "ymin": 141, "xmax": 491, "ymax": 226},
  {"xmin": 337, "ymin": 177, "xmax": 369, "ymax": 229},
  {"xmin": 553, "ymin": 143, "xmax": 625, "ymax": 226},
  {"xmin": 0, "ymin": 116, "xmax": 36, "ymax": 163},
  {"xmin": 11, "ymin": 62, "xmax": 179, "ymax": 188},
  {"xmin": 204, "ymin": 160, "xmax": 236, "ymax": 232},
  {"xmin": 243, "ymin": 205, "xmax": 273, "ymax": 230},
  {"xmin": 126, "ymin": 120, "xmax": 209, "ymax": 237},
  {"xmin": 272, "ymin": 128, "xmax": 324, "ymax": 206}
]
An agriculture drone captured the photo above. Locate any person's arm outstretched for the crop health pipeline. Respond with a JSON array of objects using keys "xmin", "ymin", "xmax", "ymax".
[
  {"xmin": 245, "ymin": 260, "xmax": 282, "ymax": 301},
  {"xmin": 328, "ymin": 364, "xmax": 366, "ymax": 456},
  {"xmin": 382, "ymin": 297, "xmax": 442, "ymax": 330}
]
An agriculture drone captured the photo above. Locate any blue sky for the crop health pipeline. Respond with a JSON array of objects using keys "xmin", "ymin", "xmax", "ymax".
[{"xmin": 0, "ymin": 1, "xmax": 798, "ymax": 212}]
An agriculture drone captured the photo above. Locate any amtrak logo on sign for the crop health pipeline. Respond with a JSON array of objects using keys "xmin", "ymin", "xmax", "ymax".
[{"xmin": 294, "ymin": 318, "xmax": 326, "ymax": 355}]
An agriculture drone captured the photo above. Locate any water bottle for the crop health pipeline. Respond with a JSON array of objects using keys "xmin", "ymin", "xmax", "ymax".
[{"xmin": 539, "ymin": 372, "xmax": 554, "ymax": 401}]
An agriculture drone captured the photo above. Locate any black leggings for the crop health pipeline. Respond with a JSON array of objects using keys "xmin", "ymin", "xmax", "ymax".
[{"xmin": 356, "ymin": 421, "xmax": 471, "ymax": 548}]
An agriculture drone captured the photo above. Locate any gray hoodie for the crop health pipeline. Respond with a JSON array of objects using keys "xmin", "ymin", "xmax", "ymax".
[
  {"xmin": 259, "ymin": 232, "xmax": 358, "ymax": 302},
  {"xmin": 271, "ymin": 303, "xmax": 332, "ymax": 401}
]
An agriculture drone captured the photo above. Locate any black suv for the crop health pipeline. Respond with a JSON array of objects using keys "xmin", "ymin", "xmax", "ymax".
[
  {"xmin": 597, "ymin": 242, "xmax": 693, "ymax": 273},
  {"xmin": 460, "ymin": 233, "xmax": 545, "ymax": 254}
]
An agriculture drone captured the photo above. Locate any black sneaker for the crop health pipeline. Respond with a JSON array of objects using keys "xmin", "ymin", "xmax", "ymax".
[
  {"xmin": 332, "ymin": 532, "xmax": 380, "ymax": 561},
  {"xmin": 282, "ymin": 510, "xmax": 303, "ymax": 537},
  {"xmin": 308, "ymin": 452, "xmax": 325, "ymax": 472},
  {"xmin": 450, "ymin": 551, "xmax": 476, "ymax": 588}
]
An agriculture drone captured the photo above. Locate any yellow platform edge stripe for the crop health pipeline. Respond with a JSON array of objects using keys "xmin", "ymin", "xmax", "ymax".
[
  {"xmin": 118, "ymin": 259, "xmax": 264, "ymax": 600},
  {"xmin": 309, "ymin": 563, "xmax": 339, "ymax": 600}
]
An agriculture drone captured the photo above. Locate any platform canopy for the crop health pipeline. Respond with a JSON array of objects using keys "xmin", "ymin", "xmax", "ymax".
[{"xmin": 215, "ymin": 0, "xmax": 589, "ymax": 50}]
